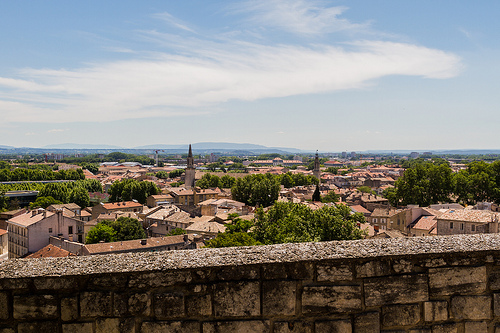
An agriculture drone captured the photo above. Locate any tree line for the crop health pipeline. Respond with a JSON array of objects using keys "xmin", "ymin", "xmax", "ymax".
[
  {"xmin": 204, "ymin": 202, "xmax": 365, "ymax": 248},
  {"xmin": 385, "ymin": 160, "xmax": 500, "ymax": 207},
  {"xmin": 0, "ymin": 167, "xmax": 85, "ymax": 182}
]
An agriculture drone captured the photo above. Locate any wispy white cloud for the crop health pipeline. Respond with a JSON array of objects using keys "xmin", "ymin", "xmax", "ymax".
[
  {"xmin": 152, "ymin": 12, "xmax": 196, "ymax": 33},
  {"xmin": 47, "ymin": 129, "xmax": 67, "ymax": 133},
  {"xmin": 0, "ymin": 3, "xmax": 462, "ymax": 124},
  {"xmin": 233, "ymin": 0, "xmax": 368, "ymax": 35}
]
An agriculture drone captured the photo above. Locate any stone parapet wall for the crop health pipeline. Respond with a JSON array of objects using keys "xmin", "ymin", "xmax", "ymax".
[{"xmin": 2, "ymin": 234, "xmax": 500, "ymax": 331}]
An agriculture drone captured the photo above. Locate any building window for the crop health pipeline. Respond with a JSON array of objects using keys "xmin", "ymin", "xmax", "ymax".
[
  {"xmin": 49, "ymin": 228, "xmax": 53, "ymax": 233},
  {"xmin": 450, "ymin": 222, "xmax": 453, "ymax": 229},
  {"xmin": 372, "ymin": 218, "xmax": 377, "ymax": 223},
  {"xmin": 68, "ymin": 226, "xmax": 73, "ymax": 234},
  {"xmin": 472, "ymin": 225, "xmax": 475, "ymax": 231},
  {"xmin": 461, "ymin": 223, "xmax": 464, "ymax": 230}
]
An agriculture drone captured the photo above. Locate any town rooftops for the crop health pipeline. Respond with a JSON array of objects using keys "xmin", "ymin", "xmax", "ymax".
[
  {"xmin": 83, "ymin": 235, "xmax": 192, "ymax": 255},
  {"xmin": 438, "ymin": 210, "xmax": 500, "ymax": 223},
  {"xmin": 7, "ymin": 210, "xmax": 55, "ymax": 227},
  {"xmin": 26, "ymin": 244, "xmax": 76, "ymax": 258},
  {"xmin": 101, "ymin": 201, "xmax": 143, "ymax": 210},
  {"xmin": 412, "ymin": 215, "xmax": 438, "ymax": 231}
]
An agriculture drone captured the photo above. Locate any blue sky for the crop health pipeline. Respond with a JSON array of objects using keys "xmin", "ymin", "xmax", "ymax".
[{"xmin": 0, "ymin": 1, "xmax": 499, "ymax": 151}]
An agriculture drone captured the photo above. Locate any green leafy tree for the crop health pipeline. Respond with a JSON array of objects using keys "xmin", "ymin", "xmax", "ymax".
[
  {"xmin": 231, "ymin": 174, "xmax": 280, "ymax": 207},
  {"xmin": 86, "ymin": 223, "xmax": 117, "ymax": 244},
  {"xmin": 321, "ymin": 191, "xmax": 339, "ymax": 203},
  {"xmin": 167, "ymin": 228, "xmax": 187, "ymax": 236},
  {"xmin": 220, "ymin": 175, "xmax": 236, "ymax": 188},
  {"xmin": 69, "ymin": 187, "xmax": 90, "ymax": 208},
  {"xmin": 29, "ymin": 196, "xmax": 63, "ymax": 209},
  {"xmin": 204, "ymin": 232, "xmax": 262, "ymax": 248},
  {"xmin": 196, "ymin": 173, "xmax": 222, "ymax": 189},
  {"xmin": 103, "ymin": 217, "xmax": 146, "ymax": 241},
  {"xmin": 357, "ymin": 186, "xmax": 374, "ymax": 194},
  {"xmin": 108, "ymin": 179, "xmax": 160, "ymax": 204},
  {"xmin": 38, "ymin": 183, "xmax": 71, "ymax": 203},
  {"xmin": 169, "ymin": 169, "xmax": 185, "ymax": 178},
  {"xmin": 155, "ymin": 171, "xmax": 169, "ymax": 179},
  {"xmin": 253, "ymin": 202, "xmax": 365, "ymax": 245},
  {"xmin": 87, "ymin": 217, "xmax": 146, "ymax": 244}
]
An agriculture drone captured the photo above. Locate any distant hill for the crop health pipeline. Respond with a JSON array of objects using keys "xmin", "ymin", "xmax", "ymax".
[
  {"xmin": 134, "ymin": 142, "xmax": 269, "ymax": 150},
  {"xmin": 42, "ymin": 143, "xmax": 124, "ymax": 149},
  {"xmin": 0, "ymin": 145, "xmax": 15, "ymax": 149}
]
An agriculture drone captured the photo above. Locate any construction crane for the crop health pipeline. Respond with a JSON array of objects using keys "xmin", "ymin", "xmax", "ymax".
[{"xmin": 154, "ymin": 150, "xmax": 165, "ymax": 167}]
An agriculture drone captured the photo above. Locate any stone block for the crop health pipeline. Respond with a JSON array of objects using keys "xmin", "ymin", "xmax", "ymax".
[
  {"xmin": 186, "ymin": 294, "xmax": 212, "ymax": 316},
  {"xmin": 0, "ymin": 292, "xmax": 9, "ymax": 320},
  {"xmin": 263, "ymin": 264, "xmax": 288, "ymax": 280},
  {"xmin": 80, "ymin": 291, "xmax": 112, "ymax": 317},
  {"xmin": 428, "ymin": 266, "xmax": 486, "ymax": 296},
  {"xmin": 216, "ymin": 265, "xmax": 260, "ymax": 280},
  {"xmin": 423, "ymin": 301, "xmax": 448, "ymax": 322},
  {"xmin": 154, "ymin": 292, "xmax": 185, "ymax": 319},
  {"xmin": 13, "ymin": 295, "xmax": 58, "ymax": 320},
  {"xmin": 315, "ymin": 319, "xmax": 352, "ymax": 333},
  {"xmin": 140, "ymin": 321, "xmax": 200, "ymax": 333},
  {"xmin": 356, "ymin": 259, "xmax": 392, "ymax": 278},
  {"xmin": 113, "ymin": 292, "xmax": 128, "ymax": 317},
  {"xmin": 203, "ymin": 320, "xmax": 270, "ymax": 333},
  {"xmin": 489, "ymin": 267, "xmax": 500, "ymax": 290},
  {"xmin": 0, "ymin": 278, "xmax": 30, "ymax": 290},
  {"xmin": 17, "ymin": 321, "xmax": 58, "ymax": 333},
  {"xmin": 213, "ymin": 281, "xmax": 260, "ymax": 317},
  {"xmin": 408, "ymin": 329, "xmax": 431, "ymax": 333},
  {"xmin": 316, "ymin": 263, "xmax": 353, "ymax": 282},
  {"xmin": 61, "ymin": 296, "xmax": 79, "ymax": 321},
  {"xmin": 142, "ymin": 321, "xmax": 200, "ymax": 333},
  {"xmin": 431, "ymin": 323, "xmax": 459, "ymax": 333},
  {"xmin": 128, "ymin": 292, "xmax": 151, "ymax": 316},
  {"xmin": 88, "ymin": 274, "xmax": 128, "ymax": 290},
  {"xmin": 381, "ymin": 303, "xmax": 421, "ymax": 327},
  {"xmin": 0, "ymin": 329, "xmax": 14, "ymax": 333},
  {"xmin": 62, "ymin": 323, "xmax": 93, "ymax": 333},
  {"xmin": 289, "ymin": 262, "xmax": 314, "ymax": 280},
  {"xmin": 464, "ymin": 321, "xmax": 488, "ymax": 332},
  {"xmin": 364, "ymin": 274, "xmax": 428, "ymax": 307},
  {"xmin": 262, "ymin": 280, "xmax": 296, "ymax": 316},
  {"xmin": 450, "ymin": 295, "xmax": 491, "ymax": 320},
  {"xmin": 302, "ymin": 285, "xmax": 362, "ymax": 313},
  {"xmin": 96, "ymin": 318, "xmax": 135, "ymax": 333},
  {"xmin": 128, "ymin": 271, "xmax": 191, "ymax": 288},
  {"xmin": 495, "ymin": 293, "xmax": 500, "ymax": 317},
  {"xmin": 354, "ymin": 312, "xmax": 380, "ymax": 333},
  {"xmin": 34, "ymin": 276, "xmax": 78, "ymax": 290},
  {"xmin": 274, "ymin": 321, "xmax": 313, "ymax": 333},
  {"xmin": 392, "ymin": 259, "xmax": 414, "ymax": 274}
]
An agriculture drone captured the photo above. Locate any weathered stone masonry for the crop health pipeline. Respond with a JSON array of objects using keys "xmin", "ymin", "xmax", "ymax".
[{"xmin": 2, "ymin": 234, "xmax": 500, "ymax": 332}]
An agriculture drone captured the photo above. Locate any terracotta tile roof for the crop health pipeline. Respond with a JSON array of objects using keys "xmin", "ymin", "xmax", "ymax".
[
  {"xmin": 438, "ymin": 210, "xmax": 500, "ymax": 223},
  {"xmin": 84, "ymin": 235, "xmax": 190, "ymax": 254},
  {"xmin": 8, "ymin": 210, "xmax": 55, "ymax": 227},
  {"xmin": 0, "ymin": 229, "xmax": 7, "ymax": 236},
  {"xmin": 186, "ymin": 221, "xmax": 226, "ymax": 233},
  {"xmin": 412, "ymin": 215, "xmax": 438, "ymax": 231},
  {"xmin": 102, "ymin": 201, "xmax": 143, "ymax": 210},
  {"xmin": 26, "ymin": 244, "xmax": 76, "ymax": 258}
]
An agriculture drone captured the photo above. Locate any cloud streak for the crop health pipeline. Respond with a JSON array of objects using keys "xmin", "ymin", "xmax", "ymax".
[
  {"xmin": 234, "ymin": 0, "xmax": 368, "ymax": 35},
  {"xmin": 0, "ymin": 2, "xmax": 462, "ymax": 124}
]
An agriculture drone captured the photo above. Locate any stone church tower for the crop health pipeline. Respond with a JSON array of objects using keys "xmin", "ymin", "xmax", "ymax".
[
  {"xmin": 184, "ymin": 144, "xmax": 196, "ymax": 189},
  {"xmin": 313, "ymin": 150, "xmax": 320, "ymax": 181}
]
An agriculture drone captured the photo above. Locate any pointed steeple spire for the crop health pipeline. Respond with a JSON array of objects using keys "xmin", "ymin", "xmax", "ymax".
[{"xmin": 187, "ymin": 144, "xmax": 194, "ymax": 168}]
